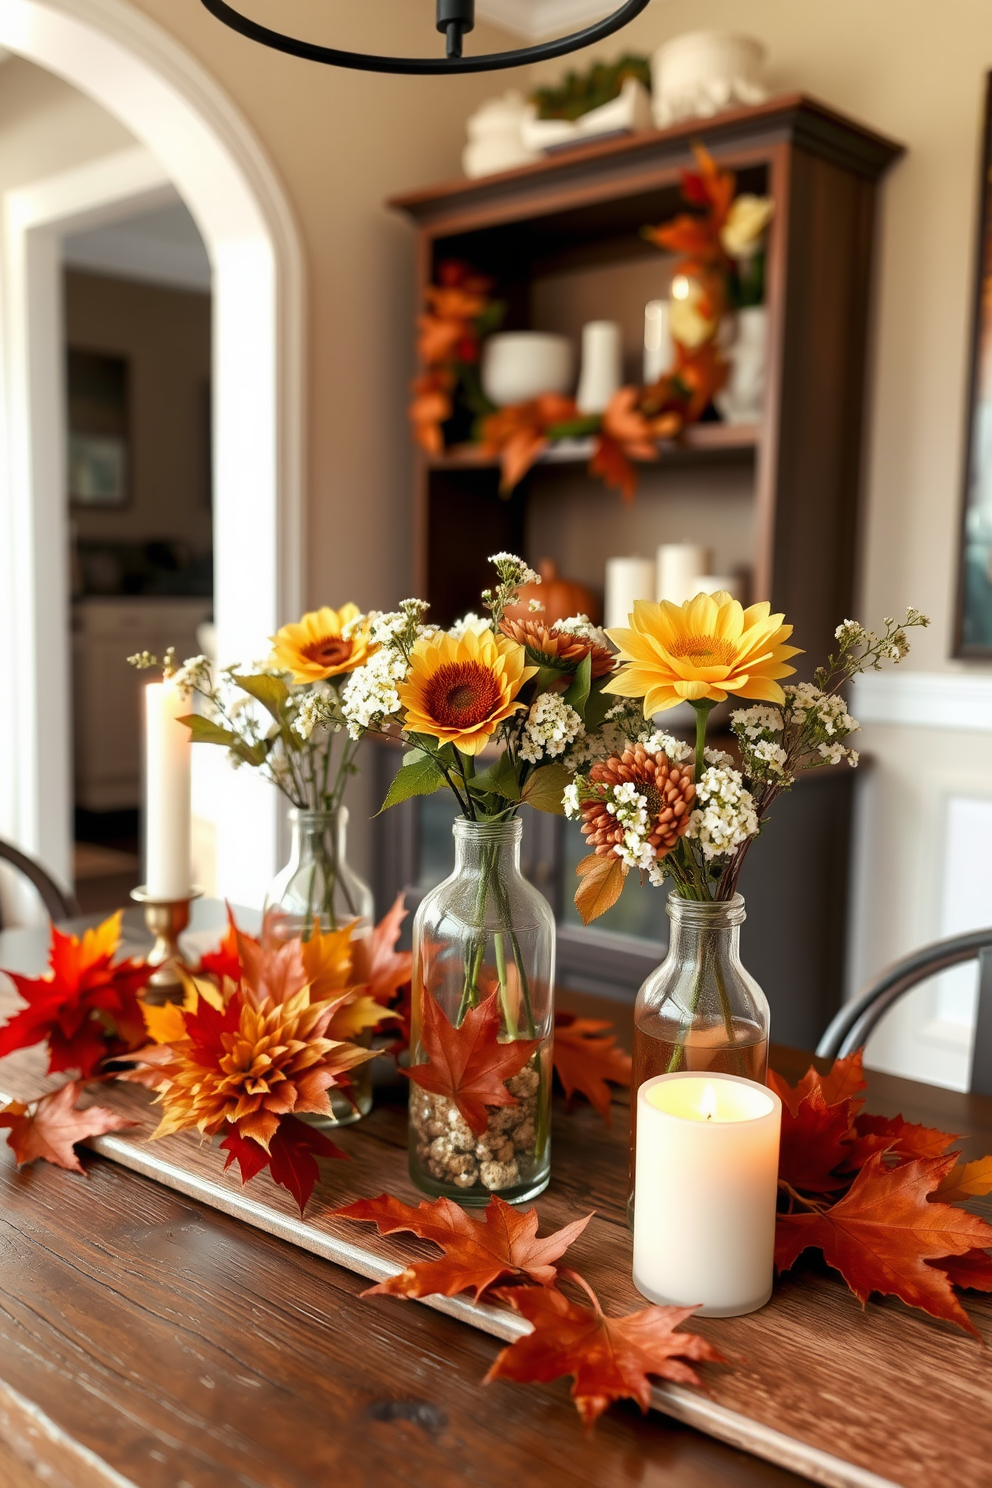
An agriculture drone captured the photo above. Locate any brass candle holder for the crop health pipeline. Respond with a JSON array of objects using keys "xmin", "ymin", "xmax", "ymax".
[{"xmin": 130, "ymin": 887, "xmax": 204, "ymax": 1005}]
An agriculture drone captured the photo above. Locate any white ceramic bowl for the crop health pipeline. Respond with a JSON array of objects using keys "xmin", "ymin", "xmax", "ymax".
[
  {"xmin": 652, "ymin": 31, "xmax": 767, "ymax": 127},
  {"xmin": 481, "ymin": 332, "xmax": 574, "ymax": 407}
]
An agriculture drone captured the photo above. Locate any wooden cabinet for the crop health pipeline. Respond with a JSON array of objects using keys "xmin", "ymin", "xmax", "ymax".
[
  {"xmin": 72, "ymin": 599, "xmax": 210, "ymax": 811},
  {"xmin": 381, "ymin": 95, "xmax": 903, "ymax": 1043}
]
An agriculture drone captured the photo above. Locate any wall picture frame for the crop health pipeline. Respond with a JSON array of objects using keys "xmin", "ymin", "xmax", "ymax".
[
  {"xmin": 67, "ymin": 347, "xmax": 131, "ymax": 510},
  {"xmin": 956, "ymin": 73, "xmax": 992, "ymax": 656}
]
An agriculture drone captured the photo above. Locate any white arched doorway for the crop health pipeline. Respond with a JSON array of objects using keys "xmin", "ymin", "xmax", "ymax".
[{"xmin": 0, "ymin": 0, "xmax": 304, "ymax": 908}]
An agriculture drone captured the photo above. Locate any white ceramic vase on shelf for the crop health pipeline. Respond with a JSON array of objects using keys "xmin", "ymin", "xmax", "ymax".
[
  {"xmin": 481, "ymin": 331, "xmax": 573, "ymax": 407},
  {"xmin": 576, "ymin": 320, "xmax": 623, "ymax": 414},
  {"xmin": 715, "ymin": 306, "xmax": 767, "ymax": 425}
]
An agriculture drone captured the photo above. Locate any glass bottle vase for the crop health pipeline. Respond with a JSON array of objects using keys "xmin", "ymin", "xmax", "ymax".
[
  {"xmin": 408, "ymin": 817, "xmax": 555, "ymax": 1207},
  {"xmin": 263, "ymin": 805, "xmax": 375, "ymax": 1126},
  {"xmin": 630, "ymin": 893, "xmax": 770, "ymax": 1217}
]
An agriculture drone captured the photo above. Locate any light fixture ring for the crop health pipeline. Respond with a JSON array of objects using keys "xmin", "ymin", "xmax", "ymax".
[{"xmin": 199, "ymin": 0, "xmax": 652, "ymax": 76}]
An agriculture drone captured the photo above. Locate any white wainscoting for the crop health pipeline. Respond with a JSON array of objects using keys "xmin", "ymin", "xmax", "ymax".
[{"xmin": 852, "ymin": 670, "xmax": 992, "ymax": 732}]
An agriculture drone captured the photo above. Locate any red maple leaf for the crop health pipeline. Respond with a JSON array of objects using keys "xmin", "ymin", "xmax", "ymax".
[
  {"xmin": 220, "ymin": 1114, "xmax": 347, "ymax": 1215},
  {"xmin": 552, "ymin": 1012, "xmax": 631, "ymax": 1125},
  {"xmin": 768, "ymin": 1048, "xmax": 866, "ymax": 1118},
  {"xmin": 0, "ymin": 1081, "xmax": 135, "ymax": 1173},
  {"xmin": 0, "ymin": 912, "xmax": 153, "ymax": 1077},
  {"xmin": 846, "ymin": 1112, "xmax": 959, "ymax": 1169},
  {"xmin": 197, "ymin": 910, "xmax": 241, "ymax": 983},
  {"xmin": 334, "ymin": 1192, "xmax": 592, "ymax": 1301},
  {"xmin": 487, "ymin": 1274, "xmax": 724, "ymax": 1428},
  {"xmin": 404, "ymin": 993, "xmax": 540, "ymax": 1136},
  {"xmin": 929, "ymin": 1249, "xmax": 992, "ymax": 1292},
  {"xmin": 775, "ymin": 1153, "xmax": 992, "ymax": 1336},
  {"xmin": 777, "ymin": 1088, "xmax": 854, "ymax": 1194}
]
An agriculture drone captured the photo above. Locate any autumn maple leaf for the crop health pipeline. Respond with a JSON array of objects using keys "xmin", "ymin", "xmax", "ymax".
[
  {"xmin": 777, "ymin": 1088, "xmax": 854, "ymax": 1194},
  {"xmin": 934, "ymin": 1155, "xmax": 992, "ymax": 1202},
  {"xmin": 334, "ymin": 1192, "xmax": 592, "ymax": 1301},
  {"xmin": 0, "ymin": 912, "xmax": 153, "ymax": 1078},
  {"xmin": 487, "ymin": 1274, "xmax": 724, "ymax": 1428},
  {"xmin": 552, "ymin": 1013, "xmax": 631, "ymax": 1125},
  {"xmin": 0, "ymin": 1082, "xmax": 135, "ymax": 1173},
  {"xmin": 197, "ymin": 912, "xmax": 242, "ymax": 984},
  {"xmin": 768, "ymin": 1048, "xmax": 866, "ymax": 1118},
  {"xmin": 775, "ymin": 1153, "xmax": 992, "ymax": 1336},
  {"xmin": 220, "ymin": 1115, "xmax": 346, "ymax": 1216},
  {"xmin": 846, "ymin": 1112, "xmax": 959, "ymax": 1169},
  {"xmin": 404, "ymin": 993, "xmax": 540, "ymax": 1136},
  {"xmin": 929, "ymin": 1249, "xmax": 992, "ymax": 1292}
]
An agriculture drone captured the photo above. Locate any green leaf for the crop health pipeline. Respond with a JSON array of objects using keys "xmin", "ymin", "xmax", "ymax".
[
  {"xmin": 584, "ymin": 681, "xmax": 614, "ymax": 732},
  {"xmin": 230, "ymin": 672, "xmax": 290, "ymax": 721},
  {"xmin": 521, "ymin": 762, "xmax": 572, "ymax": 815},
  {"xmin": 563, "ymin": 652, "xmax": 592, "ymax": 719},
  {"xmin": 178, "ymin": 715, "xmax": 240, "ymax": 748},
  {"xmin": 531, "ymin": 664, "xmax": 570, "ymax": 692},
  {"xmin": 379, "ymin": 754, "xmax": 444, "ymax": 812},
  {"xmin": 486, "ymin": 750, "xmax": 521, "ymax": 802}
]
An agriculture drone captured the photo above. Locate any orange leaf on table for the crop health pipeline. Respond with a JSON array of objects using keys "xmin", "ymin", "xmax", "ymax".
[
  {"xmin": 361, "ymin": 892, "xmax": 413, "ymax": 1006},
  {"xmin": 934, "ymin": 1155, "xmax": 992, "ymax": 1203},
  {"xmin": 847, "ymin": 1112, "xmax": 959, "ymax": 1169},
  {"xmin": 404, "ymin": 992, "xmax": 540, "ymax": 1136},
  {"xmin": 334, "ymin": 1192, "xmax": 592, "ymax": 1301},
  {"xmin": 236, "ymin": 932, "xmax": 310, "ymax": 1008},
  {"xmin": 553, "ymin": 1012, "xmax": 631, "ymax": 1125},
  {"xmin": 574, "ymin": 853, "xmax": 627, "ymax": 926},
  {"xmin": 777, "ymin": 1088, "xmax": 854, "ymax": 1194},
  {"xmin": 487, "ymin": 1276, "xmax": 724, "ymax": 1429},
  {"xmin": 197, "ymin": 912, "xmax": 242, "ymax": 984},
  {"xmin": 775, "ymin": 1152, "xmax": 992, "ymax": 1336},
  {"xmin": 0, "ymin": 1081, "xmax": 135, "ymax": 1174},
  {"xmin": 768, "ymin": 1048, "xmax": 867, "ymax": 1118},
  {"xmin": 0, "ymin": 911, "xmax": 153, "ymax": 1078},
  {"xmin": 929, "ymin": 1248, "xmax": 992, "ymax": 1292}
]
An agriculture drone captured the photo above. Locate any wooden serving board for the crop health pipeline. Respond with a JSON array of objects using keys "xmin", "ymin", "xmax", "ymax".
[{"xmin": 0, "ymin": 986, "xmax": 988, "ymax": 1488}]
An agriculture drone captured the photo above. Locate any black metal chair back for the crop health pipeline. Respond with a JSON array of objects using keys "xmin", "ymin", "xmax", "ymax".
[
  {"xmin": 0, "ymin": 839, "xmax": 79, "ymax": 930},
  {"xmin": 816, "ymin": 928, "xmax": 992, "ymax": 1097}
]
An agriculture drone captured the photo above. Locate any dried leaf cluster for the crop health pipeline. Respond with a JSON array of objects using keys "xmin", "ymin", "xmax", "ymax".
[
  {"xmin": 773, "ymin": 1051, "xmax": 992, "ymax": 1334},
  {"xmin": 335, "ymin": 1191, "xmax": 722, "ymax": 1427}
]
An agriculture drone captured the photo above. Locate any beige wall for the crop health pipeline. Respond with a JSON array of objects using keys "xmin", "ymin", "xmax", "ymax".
[
  {"xmin": 0, "ymin": 53, "xmax": 132, "ymax": 189},
  {"xmin": 65, "ymin": 269, "xmax": 212, "ymax": 556}
]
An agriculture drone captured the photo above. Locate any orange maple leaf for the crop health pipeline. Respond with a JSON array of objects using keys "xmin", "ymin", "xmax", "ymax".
[
  {"xmin": 197, "ymin": 913, "xmax": 241, "ymax": 984},
  {"xmin": 220, "ymin": 1115, "xmax": 347, "ymax": 1216},
  {"xmin": 404, "ymin": 992, "xmax": 540, "ymax": 1136},
  {"xmin": 768, "ymin": 1048, "xmax": 867, "ymax": 1118},
  {"xmin": 775, "ymin": 1152, "xmax": 992, "ymax": 1336},
  {"xmin": 487, "ymin": 1274, "xmax": 724, "ymax": 1428},
  {"xmin": 777, "ymin": 1087, "xmax": 855, "ymax": 1194},
  {"xmin": 846, "ymin": 1112, "xmax": 959, "ymax": 1168},
  {"xmin": 0, "ymin": 911, "xmax": 153, "ymax": 1078},
  {"xmin": 934, "ymin": 1155, "xmax": 992, "ymax": 1203},
  {"xmin": 360, "ymin": 892, "xmax": 413, "ymax": 1006},
  {"xmin": 480, "ymin": 394, "xmax": 577, "ymax": 494},
  {"xmin": 0, "ymin": 1082, "xmax": 135, "ymax": 1173},
  {"xmin": 334, "ymin": 1192, "xmax": 592, "ymax": 1301},
  {"xmin": 552, "ymin": 1012, "xmax": 631, "ymax": 1125}
]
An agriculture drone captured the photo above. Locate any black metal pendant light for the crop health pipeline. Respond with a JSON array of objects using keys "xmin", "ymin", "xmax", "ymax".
[{"xmin": 199, "ymin": 0, "xmax": 651, "ymax": 76}]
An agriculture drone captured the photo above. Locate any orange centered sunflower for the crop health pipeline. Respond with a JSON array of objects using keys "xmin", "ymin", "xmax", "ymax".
[
  {"xmin": 398, "ymin": 627, "xmax": 536, "ymax": 755},
  {"xmin": 270, "ymin": 604, "xmax": 375, "ymax": 684},
  {"xmin": 604, "ymin": 591, "xmax": 801, "ymax": 714}
]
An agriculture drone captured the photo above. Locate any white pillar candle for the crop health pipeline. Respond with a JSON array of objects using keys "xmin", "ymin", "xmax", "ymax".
[
  {"xmin": 605, "ymin": 556, "xmax": 656, "ymax": 631},
  {"xmin": 656, "ymin": 543, "xmax": 710, "ymax": 606},
  {"xmin": 633, "ymin": 1072, "xmax": 782, "ymax": 1317},
  {"xmin": 695, "ymin": 574, "xmax": 745, "ymax": 602},
  {"xmin": 144, "ymin": 678, "xmax": 192, "ymax": 900},
  {"xmin": 576, "ymin": 320, "xmax": 623, "ymax": 414},
  {"xmin": 643, "ymin": 299, "xmax": 674, "ymax": 384}
]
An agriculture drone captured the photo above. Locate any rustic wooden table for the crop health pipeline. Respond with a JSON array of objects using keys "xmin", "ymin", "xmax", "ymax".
[{"xmin": 0, "ymin": 910, "xmax": 988, "ymax": 1488}]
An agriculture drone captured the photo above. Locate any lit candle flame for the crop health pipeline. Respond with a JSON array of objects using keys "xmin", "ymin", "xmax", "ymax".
[
  {"xmin": 671, "ymin": 274, "xmax": 690, "ymax": 301},
  {"xmin": 700, "ymin": 1083, "xmax": 717, "ymax": 1122}
]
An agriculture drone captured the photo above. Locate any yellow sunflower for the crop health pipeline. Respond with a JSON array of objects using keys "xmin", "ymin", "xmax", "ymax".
[
  {"xmin": 270, "ymin": 605, "xmax": 375, "ymax": 684},
  {"xmin": 398, "ymin": 626, "xmax": 536, "ymax": 755},
  {"xmin": 604, "ymin": 592, "xmax": 801, "ymax": 714}
]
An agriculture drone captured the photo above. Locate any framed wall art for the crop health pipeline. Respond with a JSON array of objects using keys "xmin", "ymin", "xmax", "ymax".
[{"xmin": 956, "ymin": 73, "xmax": 992, "ymax": 656}]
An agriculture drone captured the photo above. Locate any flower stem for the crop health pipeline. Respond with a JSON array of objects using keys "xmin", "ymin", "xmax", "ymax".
[{"xmin": 692, "ymin": 700, "xmax": 715, "ymax": 784}]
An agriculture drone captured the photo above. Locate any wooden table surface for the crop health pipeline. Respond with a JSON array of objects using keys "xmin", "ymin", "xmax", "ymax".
[{"xmin": 0, "ymin": 910, "xmax": 988, "ymax": 1488}]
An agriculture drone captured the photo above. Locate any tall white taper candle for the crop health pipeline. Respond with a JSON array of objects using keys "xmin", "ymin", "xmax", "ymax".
[
  {"xmin": 633, "ymin": 1072, "xmax": 781, "ymax": 1317},
  {"xmin": 656, "ymin": 543, "xmax": 710, "ymax": 606},
  {"xmin": 144, "ymin": 678, "xmax": 192, "ymax": 901},
  {"xmin": 605, "ymin": 556, "xmax": 657, "ymax": 630}
]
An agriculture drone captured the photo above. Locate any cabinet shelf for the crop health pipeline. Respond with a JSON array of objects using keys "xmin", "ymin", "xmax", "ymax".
[{"xmin": 425, "ymin": 422, "xmax": 760, "ymax": 472}]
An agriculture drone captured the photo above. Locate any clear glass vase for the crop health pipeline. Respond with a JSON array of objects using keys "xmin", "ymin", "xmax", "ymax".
[
  {"xmin": 263, "ymin": 805, "xmax": 375, "ymax": 1126},
  {"xmin": 408, "ymin": 817, "xmax": 555, "ymax": 1207},
  {"xmin": 630, "ymin": 893, "xmax": 770, "ymax": 1218}
]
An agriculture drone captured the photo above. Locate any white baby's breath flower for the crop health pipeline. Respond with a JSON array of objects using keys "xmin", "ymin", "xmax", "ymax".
[
  {"xmin": 341, "ymin": 647, "xmax": 410, "ymax": 737},
  {"xmin": 639, "ymin": 729, "xmax": 692, "ymax": 765},
  {"xmin": 171, "ymin": 654, "xmax": 211, "ymax": 697},
  {"xmin": 488, "ymin": 552, "xmax": 540, "ymax": 588},
  {"xmin": 449, "ymin": 611, "xmax": 490, "ymax": 639},
  {"xmin": 563, "ymin": 781, "xmax": 581, "ymax": 818},
  {"xmin": 834, "ymin": 619, "xmax": 867, "ymax": 647},
  {"xmin": 555, "ymin": 614, "xmax": 611, "ymax": 649},
  {"xmin": 528, "ymin": 598, "xmax": 545, "ymax": 614},
  {"xmin": 519, "ymin": 693, "xmax": 584, "ymax": 763},
  {"xmin": 687, "ymin": 765, "xmax": 758, "ymax": 861}
]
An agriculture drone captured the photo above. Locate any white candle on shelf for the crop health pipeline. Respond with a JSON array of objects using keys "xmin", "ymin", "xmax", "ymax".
[
  {"xmin": 643, "ymin": 299, "xmax": 674, "ymax": 384},
  {"xmin": 605, "ymin": 556, "xmax": 656, "ymax": 631},
  {"xmin": 694, "ymin": 574, "xmax": 745, "ymax": 602},
  {"xmin": 144, "ymin": 677, "xmax": 192, "ymax": 901},
  {"xmin": 576, "ymin": 320, "xmax": 623, "ymax": 414},
  {"xmin": 633, "ymin": 1072, "xmax": 781, "ymax": 1317},
  {"xmin": 656, "ymin": 543, "xmax": 710, "ymax": 606}
]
